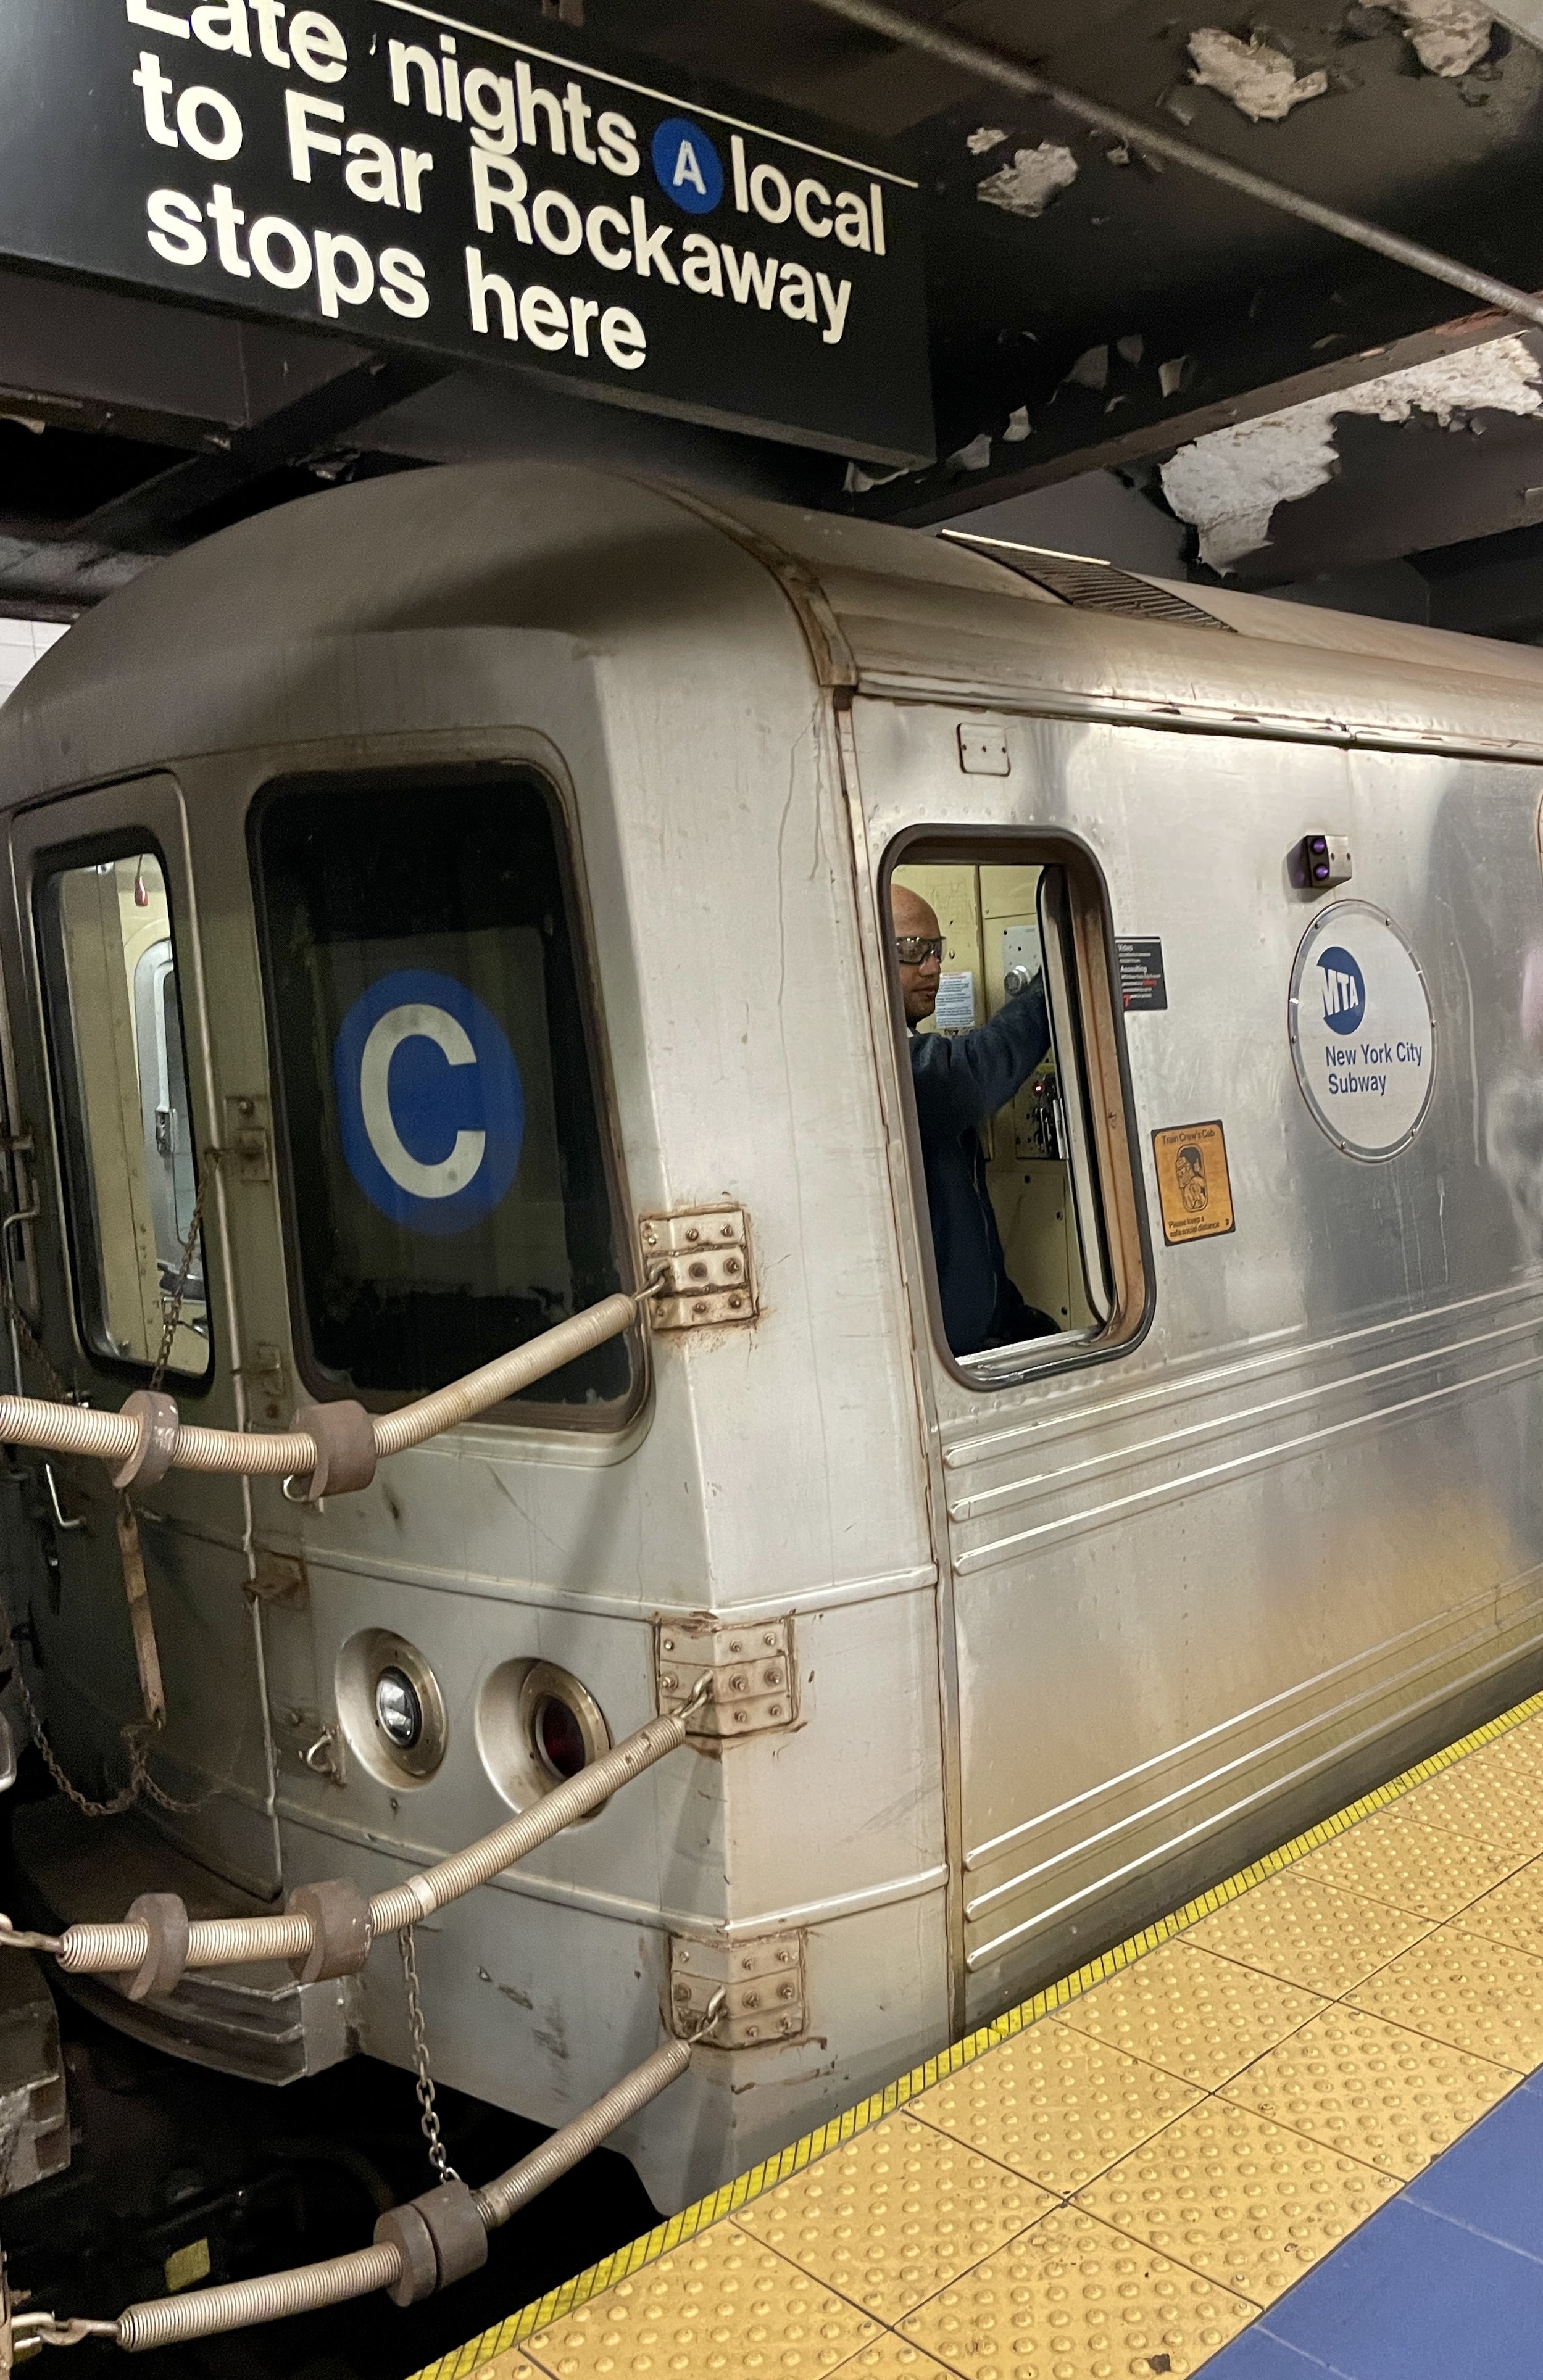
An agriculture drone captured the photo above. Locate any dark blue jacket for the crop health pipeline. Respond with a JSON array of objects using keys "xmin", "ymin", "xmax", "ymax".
[{"xmin": 909, "ymin": 976, "xmax": 1054, "ymax": 1355}]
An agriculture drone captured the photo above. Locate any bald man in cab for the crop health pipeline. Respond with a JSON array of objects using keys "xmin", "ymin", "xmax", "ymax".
[{"xmin": 892, "ymin": 881, "xmax": 1060, "ymax": 1358}]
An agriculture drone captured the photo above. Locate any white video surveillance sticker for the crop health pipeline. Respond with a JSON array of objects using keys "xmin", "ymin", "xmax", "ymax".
[{"xmin": 1289, "ymin": 902, "xmax": 1436, "ymax": 1160}]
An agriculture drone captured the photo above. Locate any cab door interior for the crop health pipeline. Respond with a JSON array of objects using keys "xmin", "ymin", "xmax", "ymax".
[
  {"xmin": 890, "ymin": 859, "xmax": 1099, "ymax": 1333},
  {"xmin": 1, "ymin": 776, "xmax": 278, "ymax": 1897}
]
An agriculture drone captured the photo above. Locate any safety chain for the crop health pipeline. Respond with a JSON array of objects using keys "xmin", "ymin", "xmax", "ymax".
[
  {"xmin": 399, "ymin": 1926, "xmax": 460, "ymax": 2185},
  {"xmin": 0, "ymin": 1598, "xmax": 204, "ymax": 1820},
  {"xmin": 0, "ymin": 1155, "xmax": 220, "ymax": 1819},
  {"xmin": 148, "ymin": 1160, "xmax": 212, "ymax": 1395}
]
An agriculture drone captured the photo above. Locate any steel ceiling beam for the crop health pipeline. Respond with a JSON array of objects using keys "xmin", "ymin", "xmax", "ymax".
[
  {"xmin": 70, "ymin": 350, "xmax": 449, "ymax": 549},
  {"xmin": 799, "ymin": 0, "xmax": 1543, "ymax": 335}
]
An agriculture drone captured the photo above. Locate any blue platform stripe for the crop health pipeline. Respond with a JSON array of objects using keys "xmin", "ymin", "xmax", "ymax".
[
  {"xmin": 413, "ymin": 1682, "xmax": 1543, "ymax": 2380},
  {"xmin": 1206, "ymin": 2073, "xmax": 1543, "ymax": 2379}
]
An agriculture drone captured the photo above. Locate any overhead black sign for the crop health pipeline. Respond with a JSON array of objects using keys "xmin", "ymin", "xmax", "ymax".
[{"xmin": 0, "ymin": 0, "xmax": 934, "ymax": 466}]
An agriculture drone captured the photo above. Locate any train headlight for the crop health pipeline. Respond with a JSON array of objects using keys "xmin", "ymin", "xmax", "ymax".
[
  {"xmin": 375, "ymin": 1665, "xmax": 424, "ymax": 1754},
  {"xmin": 336, "ymin": 1630, "xmax": 447, "ymax": 1785}
]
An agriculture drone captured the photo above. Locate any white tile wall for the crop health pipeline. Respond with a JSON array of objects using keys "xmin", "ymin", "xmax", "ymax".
[{"xmin": 0, "ymin": 620, "xmax": 68, "ymax": 707}]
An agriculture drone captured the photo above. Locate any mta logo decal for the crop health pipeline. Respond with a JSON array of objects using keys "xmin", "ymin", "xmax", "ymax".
[
  {"xmin": 651, "ymin": 116, "xmax": 723, "ymax": 213},
  {"xmin": 1317, "ymin": 946, "xmax": 1366, "ymax": 1037},
  {"xmin": 333, "ymin": 969, "xmax": 524, "ymax": 1235}
]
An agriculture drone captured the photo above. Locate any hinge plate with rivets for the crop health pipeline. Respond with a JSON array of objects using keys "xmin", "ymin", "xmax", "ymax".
[
  {"xmin": 656, "ymin": 1614, "xmax": 796, "ymax": 1739},
  {"xmin": 639, "ymin": 1205, "xmax": 756, "ymax": 1329},
  {"xmin": 668, "ymin": 1930, "xmax": 806, "ymax": 2048}
]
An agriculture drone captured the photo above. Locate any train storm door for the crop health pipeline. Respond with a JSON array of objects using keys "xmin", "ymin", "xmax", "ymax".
[{"xmin": 1, "ymin": 777, "xmax": 280, "ymax": 1897}]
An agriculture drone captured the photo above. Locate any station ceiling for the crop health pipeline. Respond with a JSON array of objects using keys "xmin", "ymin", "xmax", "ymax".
[{"xmin": 7, "ymin": 0, "xmax": 1543, "ymax": 632}]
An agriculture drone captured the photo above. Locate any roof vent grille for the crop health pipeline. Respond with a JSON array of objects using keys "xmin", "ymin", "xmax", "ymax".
[{"xmin": 942, "ymin": 533, "xmax": 1234, "ymax": 632}]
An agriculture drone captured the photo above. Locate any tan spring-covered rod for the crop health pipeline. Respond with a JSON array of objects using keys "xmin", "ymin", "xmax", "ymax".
[
  {"xmin": 15, "ymin": 2039, "xmax": 694, "ymax": 2353},
  {"xmin": 0, "ymin": 1290, "xmax": 643, "ymax": 1480},
  {"xmin": 40, "ymin": 1698, "xmax": 701, "ymax": 1984}
]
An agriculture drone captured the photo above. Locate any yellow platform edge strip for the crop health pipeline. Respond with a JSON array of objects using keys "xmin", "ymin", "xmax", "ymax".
[{"xmin": 417, "ymin": 1680, "xmax": 1543, "ymax": 2380}]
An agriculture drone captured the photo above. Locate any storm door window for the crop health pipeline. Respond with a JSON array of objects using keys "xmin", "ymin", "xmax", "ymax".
[
  {"xmin": 36, "ymin": 849, "xmax": 210, "ymax": 1380},
  {"xmin": 888, "ymin": 848, "xmax": 1144, "ymax": 1385},
  {"xmin": 252, "ymin": 769, "xmax": 631, "ymax": 1417}
]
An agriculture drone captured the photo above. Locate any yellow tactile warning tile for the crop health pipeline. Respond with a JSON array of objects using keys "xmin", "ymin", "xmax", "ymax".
[
  {"xmin": 1222, "ymin": 2002, "xmax": 1518, "ymax": 2178},
  {"xmin": 522, "ymin": 2223, "xmax": 880, "ymax": 2378},
  {"xmin": 1287, "ymin": 1804, "xmax": 1520, "ymax": 1920},
  {"xmin": 897, "ymin": 2205, "xmax": 1258, "ymax": 2379},
  {"xmin": 422, "ymin": 1690, "xmax": 1543, "ymax": 2380},
  {"xmin": 1394, "ymin": 1752, "xmax": 1543, "ymax": 1856},
  {"xmin": 731, "ymin": 2111, "xmax": 1055, "ymax": 2322},
  {"xmin": 1182, "ymin": 1869, "xmax": 1433, "ymax": 1997},
  {"xmin": 1349, "ymin": 1926, "xmax": 1543, "ymax": 2069},
  {"xmin": 906, "ymin": 2013, "xmax": 1204, "ymax": 2194},
  {"xmin": 1075, "ymin": 2097, "xmax": 1401, "ymax": 2305},
  {"xmin": 828, "ymin": 2342, "xmax": 960, "ymax": 2378},
  {"xmin": 1447, "ymin": 1852, "xmax": 1543, "ymax": 1954},
  {"xmin": 1054, "ymin": 1940, "xmax": 1326, "ymax": 2090}
]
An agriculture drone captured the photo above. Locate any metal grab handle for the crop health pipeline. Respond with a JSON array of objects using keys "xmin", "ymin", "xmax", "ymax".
[
  {"xmin": 41, "ymin": 1463, "xmax": 85, "ymax": 1533},
  {"xmin": 0, "ymin": 1290, "xmax": 646, "ymax": 1484}
]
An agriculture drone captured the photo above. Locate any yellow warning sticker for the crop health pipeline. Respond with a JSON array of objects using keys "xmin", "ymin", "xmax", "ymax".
[
  {"xmin": 164, "ymin": 2239, "xmax": 212, "ymax": 2294},
  {"xmin": 1152, "ymin": 1120, "xmax": 1234, "ymax": 1245}
]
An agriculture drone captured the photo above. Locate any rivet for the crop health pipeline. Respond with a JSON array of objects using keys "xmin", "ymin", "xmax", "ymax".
[
  {"xmin": 774, "ymin": 1950, "xmax": 791, "ymax": 1964},
  {"xmin": 673, "ymin": 1983, "xmax": 691, "ymax": 2002},
  {"xmin": 734, "ymin": 1710, "xmax": 749, "ymax": 1725},
  {"xmin": 720, "ymin": 1222, "xmax": 733, "ymax": 1236},
  {"xmin": 685, "ymin": 1227, "xmax": 700, "ymax": 1243},
  {"xmin": 762, "ymin": 1668, "xmax": 780, "ymax": 1687},
  {"xmin": 740, "ymin": 1955, "xmax": 754, "ymax": 1972},
  {"xmin": 660, "ymin": 1673, "xmax": 677, "ymax": 1691},
  {"xmin": 728, "ymin": 1672, "xmax": 747, "ymax": 1693},
  {"xmin": 642, "ymin": 1225, "xmax": 657, "ymax": 1248},
  {"xmin": 744, "ymin": 1991, "xmax": 760, "ymax": 2009},
  {"xmin": 768, "ymin": 1704, "xmax": 783, "ymax": 1719},
  {"xmin": 728, "ymin": 1296, "xmax": 743, "ymax": 1310},
  {"xmin": 662, "ymin": 1637, "xmax": 675, "ymax": 1652},
  {"xmin": 728, "ymin": 1640, "xmax": 742, "ymax": 1654},
  {"xmin": 692, "ymin": 1302, "xmax": 708, "ymax": 1317},
  {"xmin": 779, "ymin": 2016, "xmax": 796, "ymax": 2034},
  {"xmin": 746, "ymin": 2026, "xmax": 760, "ymax": 2041},
  {"xmin": 723, "ymin": 1257, "xmax": 741, "ymax": 1276},
  {"xmin": 778, "ymin": 1983, "xmax": 795, "ymax": 2001},
  {"xmin": 688, "ymin": 1260, "xmax": 708, "ymax": 1280}
]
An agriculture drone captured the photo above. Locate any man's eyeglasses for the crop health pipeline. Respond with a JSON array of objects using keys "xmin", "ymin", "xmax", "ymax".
[{"xmin": 894, "ymin": 935, "xmax": 946, "ymax": 966}]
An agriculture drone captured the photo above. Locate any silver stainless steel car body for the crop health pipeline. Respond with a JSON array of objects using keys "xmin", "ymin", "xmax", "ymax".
[{"xmin": 3, "ymin": 462, "xmax": 1543, "ymax": 2212}]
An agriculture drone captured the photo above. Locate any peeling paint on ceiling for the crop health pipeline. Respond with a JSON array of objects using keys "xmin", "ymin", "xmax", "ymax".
[
  {"xmin": 1391, "ymin": 0, "xmax": 1497, "ymax": 75},
  {"xmin": 976, "ymin": 141, "xmax": 1080, "ymax": 217},
  {"xmin": 1160, "ymin": 334, "xmax": 1543, "ymax": 570},
  {"xmin": 1187, "ymin": 28, "xmax": 1330, "ymax": 118}
]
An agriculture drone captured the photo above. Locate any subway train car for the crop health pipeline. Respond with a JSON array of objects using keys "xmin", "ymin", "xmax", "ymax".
[{"xmin": 1, "ymin": 460, "xmax": 1543, "ymax": 2223}]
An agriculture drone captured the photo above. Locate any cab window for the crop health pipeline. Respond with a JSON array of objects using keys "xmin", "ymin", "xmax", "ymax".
[
  {"xmin": 36, "ymin": 846, "xmax": 211, "ymax": 1381},
  {"xmin": 888, "ymin": 847, "xmax": 1144, "ymax": 1384},
  {"xmin": 251, "ymin": 768, "xmax": 633, "ymax": 1419}
]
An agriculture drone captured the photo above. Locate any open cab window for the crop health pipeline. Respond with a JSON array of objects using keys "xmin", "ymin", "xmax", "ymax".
[
  {"xmin": 888, "ymin": 845, "xmax": 1146, "ymax": 1387},
  {"xmin": 35, "ymin": 846, "xmax": 212, "ymax": 1383}
]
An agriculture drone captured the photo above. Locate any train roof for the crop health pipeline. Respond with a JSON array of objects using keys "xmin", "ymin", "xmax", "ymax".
[{"xmin": 6, "ymin": 462, "xmax": 1543, "ymax": 805}]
